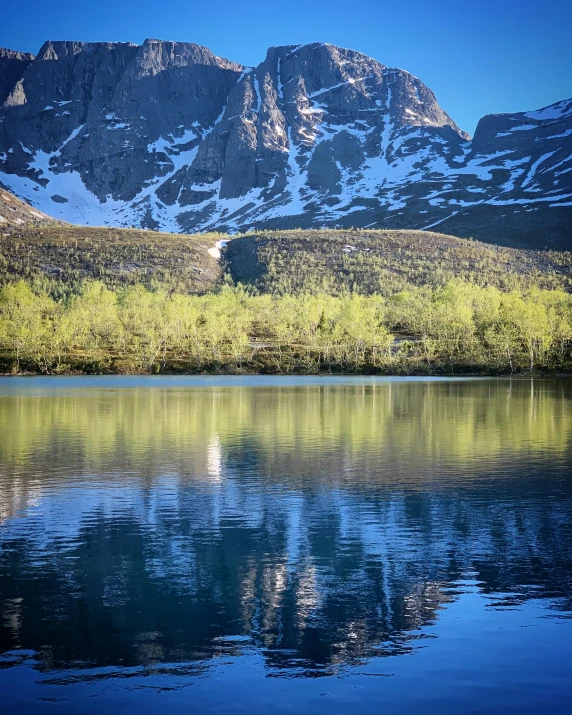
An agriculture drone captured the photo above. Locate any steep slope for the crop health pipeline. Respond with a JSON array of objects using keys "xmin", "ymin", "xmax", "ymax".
[
  {"xmin": 0, "ymin": 185, "xmax": 54, "ymax": 225},
  {"xmin": 0, "ymin": 48, "xmax": 34, "ymax": 104},
  {"xmin": 0, "ymin": 40, "xmax": 570, "ymax": 247}
]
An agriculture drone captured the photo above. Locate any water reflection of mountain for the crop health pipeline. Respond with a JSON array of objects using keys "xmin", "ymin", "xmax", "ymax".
[{"xmin": 0, "ymin": 379, "xmax": 571, "ymax": 676}]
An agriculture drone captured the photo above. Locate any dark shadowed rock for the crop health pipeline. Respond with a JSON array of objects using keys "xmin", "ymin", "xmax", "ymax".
[{"xmin": 0, "ymin": 48, "xmax": 35, "ymax": 105}]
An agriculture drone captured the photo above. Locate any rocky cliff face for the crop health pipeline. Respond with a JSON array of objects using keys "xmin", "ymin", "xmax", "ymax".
[
  {"xmin": 0, "ymin": 48, "xmax": 35, "ymax": 105},
  {"xmin": 0, "ymin": 39, "xmax": 570, "ymax": 247}
]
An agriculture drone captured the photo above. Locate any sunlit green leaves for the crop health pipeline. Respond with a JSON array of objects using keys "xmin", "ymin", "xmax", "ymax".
[{"xmin": 0, "ymin": 280, "xmax": 571, "ymax": 374}]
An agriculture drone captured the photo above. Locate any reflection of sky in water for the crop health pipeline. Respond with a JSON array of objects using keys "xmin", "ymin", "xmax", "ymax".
[{"xmin": 0, "ymin": 377, "xmax": 571, "ymax": 714}]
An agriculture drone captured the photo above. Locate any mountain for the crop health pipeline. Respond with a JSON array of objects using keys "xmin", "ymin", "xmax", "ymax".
[{"xmin": 0, "ymin": 39, "xmax": 570, "ymax": 248}]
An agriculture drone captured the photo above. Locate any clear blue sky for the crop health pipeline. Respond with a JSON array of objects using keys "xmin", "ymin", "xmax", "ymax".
[{"xmin": 1, "ymin": 0, "xmax": 570, "ymax": 134}]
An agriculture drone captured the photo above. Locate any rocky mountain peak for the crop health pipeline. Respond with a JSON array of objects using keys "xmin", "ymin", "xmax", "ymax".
[
  {"xmin": 135, "ymin": 39, "xmax": 243, "ymax": 76},
  {"xmin": 0, "ymin": 47, "xmax": 35, "ymax": 62},
  {"xmin": 0, "ymin": 47, "xmax": 35, "ymax": 105},
  {"xmin": 35, "ymin": 40, "xmax": 138, "ymax": 62},
  {"xmin": 0, "ymin": 39, "xmax": 570, "ymax": 248}
]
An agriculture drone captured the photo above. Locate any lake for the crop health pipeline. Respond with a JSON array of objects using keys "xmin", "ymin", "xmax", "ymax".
[{"xmin": 0, "ymin": 376, "xmax": 571, "ymax": 714}]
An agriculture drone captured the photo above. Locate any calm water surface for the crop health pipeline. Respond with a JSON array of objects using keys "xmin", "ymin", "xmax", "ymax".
[{"xmin": 0, "ymin": 376, "xmax": 571, "ymax": 714}]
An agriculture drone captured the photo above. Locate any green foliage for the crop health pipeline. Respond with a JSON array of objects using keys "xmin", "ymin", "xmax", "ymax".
[
  {"xmin": 226, "ymin": 230, "xmax": 572, "ymax": 296},
  {"xmin": 0, "ymin": 279, "xmax": 571, "ymax": 375},
  {"xmin": 0, "ymin": 225, "xmax": 223, "ymax": 297},
  {"xmin": 2, "ymin": 227, "xmax": 571, "ymax": 301},
  {"xmin": 1, "ymin": 226, "xmax": 571, "ymax": 374}
]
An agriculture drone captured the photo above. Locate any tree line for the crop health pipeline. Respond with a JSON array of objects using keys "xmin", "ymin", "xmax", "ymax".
[{"xmin": 0, "ymin": 280, "xmax": 571, "ymax": 374}]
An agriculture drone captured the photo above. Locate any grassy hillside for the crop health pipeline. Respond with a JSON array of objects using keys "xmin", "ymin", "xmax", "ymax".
[
  {"xmin": 224, "ymin": 229, "xmax": 572, "ymax": 295},
  {"xmin": 1, "ymin": 225, "xmax": 571, "ymax": 298},
  {"xmin": 0, "ymin": 224, "xmax": 223, "ymax": 297}
]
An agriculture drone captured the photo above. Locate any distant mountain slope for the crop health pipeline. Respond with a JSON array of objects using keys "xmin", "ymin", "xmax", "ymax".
[
  {"xmin": 0, "ymin": 40, "xmax": 570, "ymax": 247},
  {"xmin": 0, "ymin": 185, "xmax": 54, "ymax": 225}
]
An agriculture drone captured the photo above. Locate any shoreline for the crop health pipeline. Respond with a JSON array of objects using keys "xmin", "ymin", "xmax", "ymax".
[{"xmin": 2, "ymin": 369, "xmax": 572, "ymax": 379}]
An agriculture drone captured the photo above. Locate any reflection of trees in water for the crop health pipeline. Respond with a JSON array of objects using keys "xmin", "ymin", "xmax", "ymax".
[
  {"xmin": 1, "ymin": 379, "xmax": 571, "ymax": 531},
  {"xmin": 1, "ymin": 380, "xmax": 571, "ymax": 487},
  {"xmin": 1, "ymin": 467, "xmax": 571, "ymax": 675},
  {"xmin": 0, "ymin": 379, "xmax": 570, "ymax": 675}
]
